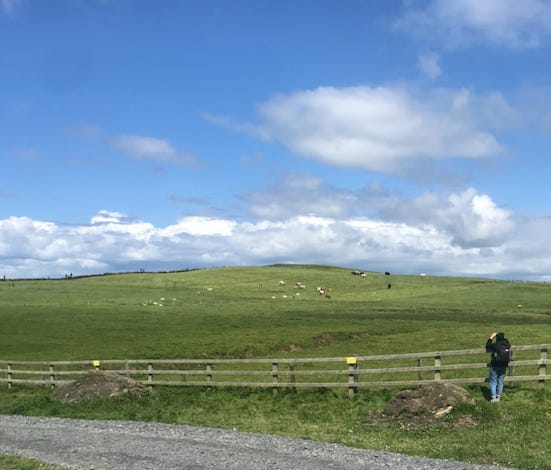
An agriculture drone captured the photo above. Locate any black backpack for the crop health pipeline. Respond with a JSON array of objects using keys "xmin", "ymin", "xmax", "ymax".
[{"xmin": 492, "ymin": 342, "xmax": 512, "ymax": 366}]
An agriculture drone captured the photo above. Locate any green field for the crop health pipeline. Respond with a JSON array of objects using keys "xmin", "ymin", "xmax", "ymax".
[{"xmin": 1, "ymin": 265, "xmax": 550, "ymax": 469}]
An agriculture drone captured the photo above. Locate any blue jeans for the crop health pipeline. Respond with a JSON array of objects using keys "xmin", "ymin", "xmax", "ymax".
[{"xmin": 489, "ymin": 365, "xmax": 507, "ymax": 398}]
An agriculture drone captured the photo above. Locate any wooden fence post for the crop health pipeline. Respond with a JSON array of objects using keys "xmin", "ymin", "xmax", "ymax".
[
  {"xmin": 272, "ymin": 362, "xmax": 278, "ymax": 395},
  {"xmin": 434, "ymin": 355, "xmax": 441, "ymax": 381},
  {"xmin": 49, "ymin": 364, "xmax": 55, "ymax": 388},
  {"xmin": 289, "ymin": 364, "xmax": 296, "ymax": 392},
  {"xmin": 347, "ymin": 357, "xmax": 358, "ymax": 398},
  {"xmin": 417, "ymin": 358, "xmax": 423, "ymax": 380},
  {"xmin": 7, "ymin": 363, "xmax": 12, "ymax": 389},
  {"xmin": 539, "ymin": 348, "xmax": 548, "ymax": 387},
  {"xmin": 147, "ymin": 363, "xmax": 153, "ymax": 389}
]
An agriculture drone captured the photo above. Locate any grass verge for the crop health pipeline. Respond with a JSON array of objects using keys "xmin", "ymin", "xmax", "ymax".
[
  {"xmin": 1, "ymin": 383, "xmax": 549, "ymax": 469},
  {"xmin": 0, "ymin": 454, "xmax": 61, "ymax": 469}
]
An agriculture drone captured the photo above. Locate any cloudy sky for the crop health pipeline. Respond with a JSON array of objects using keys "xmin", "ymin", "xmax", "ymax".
[{"xmin": 2, "ymin": 0, "xmax": 551, "ymax": 280}]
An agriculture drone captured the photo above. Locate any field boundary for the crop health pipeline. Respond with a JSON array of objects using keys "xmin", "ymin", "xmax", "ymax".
[{"xmin": 1, "ymin": 344, "xmax": 549, "ymax": 397}]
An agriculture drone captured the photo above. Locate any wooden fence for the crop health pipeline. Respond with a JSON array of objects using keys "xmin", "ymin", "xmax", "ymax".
[{"xmin": 1, "ymin": 344, "xmax": 549, "ymax": 397}]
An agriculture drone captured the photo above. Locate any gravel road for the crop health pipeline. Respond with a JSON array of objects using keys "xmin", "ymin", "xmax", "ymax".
[{"xmin": 0, "ymin": 415, "xmax": 514, "ymax": 470}]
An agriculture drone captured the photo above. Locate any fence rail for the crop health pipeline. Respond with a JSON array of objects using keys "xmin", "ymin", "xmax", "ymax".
[{"xmin": 1, "ymin": 344, "xmax": 549, "ymax": 397}]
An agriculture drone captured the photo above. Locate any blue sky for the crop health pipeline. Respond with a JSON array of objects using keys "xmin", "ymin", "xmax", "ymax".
[{"xmin": 2, "ymin": 0, "xmax": 551, "ymax": 280}]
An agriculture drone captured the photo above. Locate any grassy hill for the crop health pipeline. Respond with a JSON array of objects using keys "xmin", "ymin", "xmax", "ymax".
[
  {"xmin": 1, "ymin": 264, "xmax": 549, "ymax": 360},
  {"xmin": 1, "ymin": 265, "xmax": 550, "ymax": 469}
]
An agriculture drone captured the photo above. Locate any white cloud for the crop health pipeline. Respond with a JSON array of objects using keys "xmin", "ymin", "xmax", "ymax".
[
  {"xmin": 396, "ymin": 0, "xmax": 551, "ymax": 48},
  {"xmin": 434, "ymin": 188, "xmax": 516, "ymax": 247},
  {"xmin": 243, "ymin": 174, "xmax": 358, "ymax": 220},
  {"xmin": 112, "ymin": 135, "xmax": 199, "ymax": 166},
  {"xmin": 418, "ymin": 52, "xmax": 441, "ymax": 79},
  {"xmin": 161, "ymin": 216, "xmax": 237, "ymax": 237},
  {"xmin": 244, "ymin": 179, "xmax": 515, "ymax": 249},
  {"xmin": 0, "ymin": 192, "xmax": 535, "ymax": 281},
  {"xmin": 90, "ymin": 210, "xmax": 132, "ymax": 225},
  {"xmin": 379, "ymin": 188, "xmax": 515, "ymax": 248},
  {"xmin": 230, "ymin": 85, "xmax": 508, "ymax": 174}
]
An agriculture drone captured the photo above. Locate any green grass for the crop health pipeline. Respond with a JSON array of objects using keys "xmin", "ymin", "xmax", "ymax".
[
  {"xmin": 0, "ymin": 454, "xmax": 61, "ymax": 469},
  {"xmin": 1, "ymin": 384, "xmax": 549, "ymax": 469},
  {"xmin": 1, "ymin": 265, "xmax": 550, "ymax": 469}
]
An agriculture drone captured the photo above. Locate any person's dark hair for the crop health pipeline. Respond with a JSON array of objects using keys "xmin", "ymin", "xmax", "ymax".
[{"xmin": 496, "ymin": 332, "xmax": 505, "ymax": 341}]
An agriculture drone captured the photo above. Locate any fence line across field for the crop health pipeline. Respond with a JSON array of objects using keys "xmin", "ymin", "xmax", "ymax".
[{"xmin": 1, "ymin": 343, "xmax": 549, "ymax": 397}]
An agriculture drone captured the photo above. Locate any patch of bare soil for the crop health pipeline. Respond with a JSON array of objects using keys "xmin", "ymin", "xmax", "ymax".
[
  {"xmin": 364, "ymin": 382, "xmax": 477, "ymax": 429},
  {"xmin": 52, "ymin": 371, "xmax": 148, "ymax": 404},
  {"xmin": 282, "ymin": 343, "xmax": 303, "ymax": 353},
  {"xmin": 312, "ymin": 331, "xmax": 369, "ymax": 348}
]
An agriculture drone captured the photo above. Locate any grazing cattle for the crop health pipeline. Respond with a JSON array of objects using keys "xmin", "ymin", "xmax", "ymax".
[
  {"xmin": 385, "ymin": 272, "xmax": 391, "ymax": 275},
  {"xmin": 387, "ymin": 284, "xmax": 392, "ymax": 289},
  {"xmin": 324, "ymin": 294, "xmax": 331, "ymax": 300},
  {"xmin": 279, "ymin": 280, "xmax": 286, "ymax": 286},
  {"xmin": 360, "ymin": 272, "xmax": 366, "ymax": 278},
  {"xmin": 419, "ymin": 273, "xmax": 427, "ymax": 278},
  {"xmin": 351, "ymin": 270, "xmax": 362, "ymax": 276}
]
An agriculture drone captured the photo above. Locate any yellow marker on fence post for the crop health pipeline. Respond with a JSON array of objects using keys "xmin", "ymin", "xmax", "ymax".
[
  {"xmin": 346, "ymin": 357, "xmax": 359, "ymax": 398},
  {"xmin": 92, "ymin": 360, "xmax": 101, "ymax": 371}
]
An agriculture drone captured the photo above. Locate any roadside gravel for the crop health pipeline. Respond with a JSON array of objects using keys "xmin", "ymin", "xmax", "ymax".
[{"xmin": 0, "ymin": 415, "xmax": 514, "ymax": 470}]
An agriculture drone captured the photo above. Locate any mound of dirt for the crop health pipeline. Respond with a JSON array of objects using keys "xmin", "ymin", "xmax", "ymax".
[
  {"xmin": 365, "ymin": 382, "xmax": 477, "ymax": 429},
  {"xmin": 52, "ymin": 371, "xmax": 148, "ymax": 404}
]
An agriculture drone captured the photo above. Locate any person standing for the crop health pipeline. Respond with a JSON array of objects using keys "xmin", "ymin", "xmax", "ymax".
[{"xmin": 485, "ymin": 332, "xmax": 512, "ymax": 403}]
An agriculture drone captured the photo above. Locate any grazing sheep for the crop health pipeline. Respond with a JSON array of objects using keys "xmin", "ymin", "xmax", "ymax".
[{"xmin": 279, "ymin": 280, "xmax": 286, "ymax": 286}]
